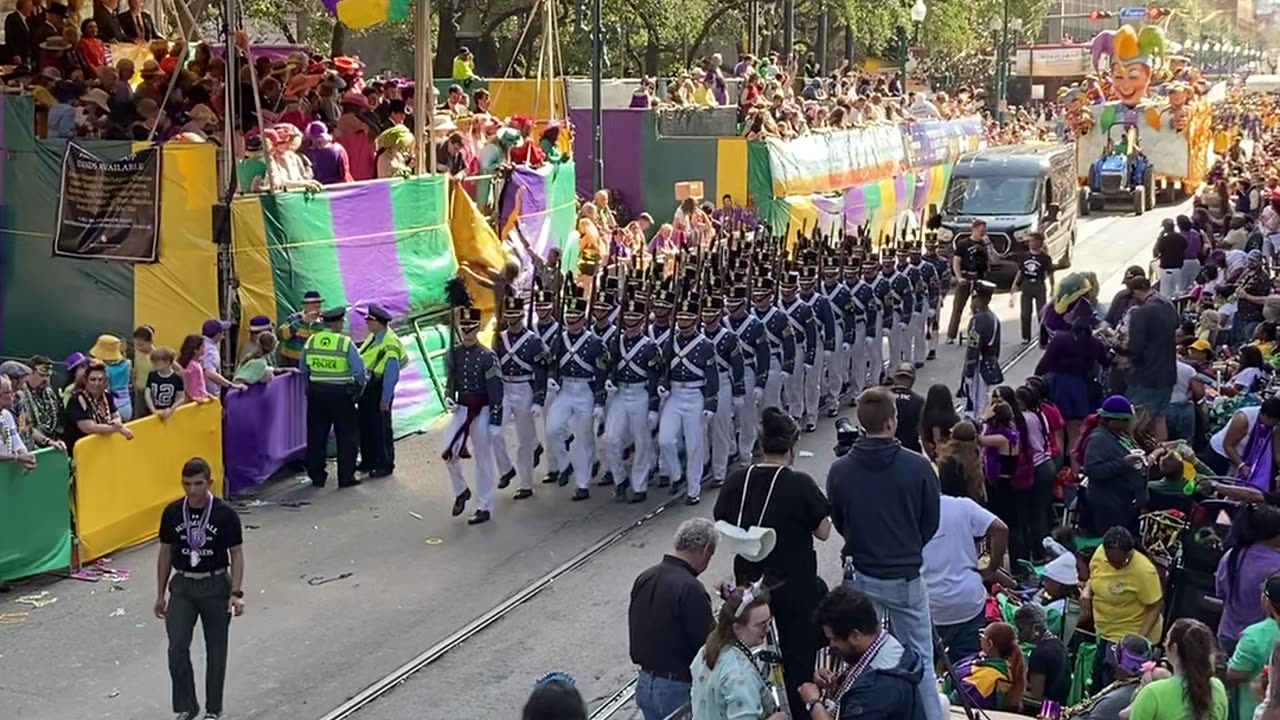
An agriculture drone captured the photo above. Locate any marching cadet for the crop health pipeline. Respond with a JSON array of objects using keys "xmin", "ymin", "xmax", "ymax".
[
  {"xmin": 961, "ymin": 280, "xmax": 1001, "ymax": 419},
  {"xmin": 603, "ymin": 295, "xmax": 661, "ymax": 503},
  {"xmin": 860, "ymin": 256, "xmax": 886, "ymax": 388},
  {"xmin": 658, "ymin": 293, "xmax": 719, "ymax": 506},
  {"xmin": 779, "ymin": 271, "xmax": 817, "ymax": 424},
  {"xmin": 702, "ymin": 290, "xmax": 745, "ymax": 488},
  {"xmin": 821, "ymin": 254, "xmax": 854, "ymax": 414},
  {"xmin": 841, "ymin": 250, "xmax": 870, "ymax": 404},
  {"xmin": 797, "ymin": 263, "xmax": 836, "ymax": 432},
  {"xmin": 907, "ymin": 243, "xmax": 933, "ymax": 367},
  {"xmin": 546, "ymin": 281, "xmax": 609, "ymax": 501},
  {"xmin": 441, "ymin": 306, "xmax": 503, "ymax": 525},
  {"xmin": 301, "ymin": 307, "xmax": 366, "ymax": 489},
  {"xmin": 725, "ymin": 281, "xmax": 769, "ymax": 462},
  {"xmin": 591, "ymin": 283, "xmax": 620, "ymax": 486},
  {"xmin": 491, "ymin": 295, "xmax": 547, "ymax": 500},
  {"xmin": 646, "ymin": 286, "xmax": 677, "ymax": 487},
  {"xmin": 751, "ymin": 275, "xmax": 794, "ymax": 410},
  {"xmin": 886, "ymin": 250, "xmax": 916, "ymax": 369},
  {"xmin": 923, "ymin": 237, "xmax": 950, "ymax": 361},
  {"xmin": 533, "ymin": 290, "xmax": 560, "ymax": 482},
  {"xmin": 356, "ymin": 304, "xmax": 405, "ymax": 478}
]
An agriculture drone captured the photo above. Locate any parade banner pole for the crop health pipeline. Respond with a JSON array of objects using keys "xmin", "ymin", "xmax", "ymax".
[{"xmin": 416, "ymin": 0, "xmax": 435, "ymax": 175}]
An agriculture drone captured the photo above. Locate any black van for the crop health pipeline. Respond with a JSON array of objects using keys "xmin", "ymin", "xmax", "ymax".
[{"xmin": 933, "ymin": 144, "xmax": 1079, "ymax": 283}]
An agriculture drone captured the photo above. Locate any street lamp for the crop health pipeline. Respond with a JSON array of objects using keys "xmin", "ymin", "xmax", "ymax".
[
  {"xmin": 898, "ymin": 0, "xmax": 927, "ymax": 92},
  {"xmin": 910, "ymin": 0, "xmax": 928, "ymax": 23}
]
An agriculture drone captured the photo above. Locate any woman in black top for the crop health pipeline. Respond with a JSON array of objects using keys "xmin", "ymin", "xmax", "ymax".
[
  {"xmin": 920, "ymin": 383, "xmax": 960, "ymax": 461},
  {"xmin": 713, "ymin": 407, "xmax": 832, "ymax": 720}
]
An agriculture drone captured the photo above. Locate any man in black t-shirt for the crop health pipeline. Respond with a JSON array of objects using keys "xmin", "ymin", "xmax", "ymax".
[
  {"xmin": 1015, "ymin": 603, "xmax": 1070, "ymax": 708},
  {"xmin": 1011, "ymin": 231, "xmax": 1055, "ymax": 344},
  {"xmin": 947, "ymin": 219, "xmax": 992, "ymax": 343},
  {"xmin": 889, "ymin": 363, "xmax": 925, "ymax": 452},
  {"xmin": 156, "ymin": 458, "xmax": 244, "ymax": 720}
]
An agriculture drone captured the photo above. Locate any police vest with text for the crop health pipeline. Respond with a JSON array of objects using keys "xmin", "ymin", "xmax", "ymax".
[
  {"xmin": 305, "ymin": 331, "xmax": 355, "ymax": 384},
  {"xmin": 359, "ymin": 329, "xmax": 406, "ymax": 379}
]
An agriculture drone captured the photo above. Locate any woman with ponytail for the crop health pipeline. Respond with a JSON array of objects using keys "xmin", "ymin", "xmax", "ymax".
[
  {"xmin": 1128, "ymin": 618, "xmax": 1227, "ymax": 720},
  {"xmin": 950, "ymin": 621, "xmax": 1028, "ymax": 711}
]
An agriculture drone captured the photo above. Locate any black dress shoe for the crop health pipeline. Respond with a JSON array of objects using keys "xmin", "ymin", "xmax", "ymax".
[
  {"xmin": 825, "ymin": 406, "xmax": 839, "ymax": 418},
  {"xmin": 804, "ymin": 422, "xmax": 817, "ymax": 433},
  {"xmin": 915, "ymin": 362, "xmax": 925, "ymax": 369},
  {"xmin": 451, "ymin": 488, "xmax": 472, "ymax": 517},
  {"xmin": 514, "ymin": 488, "xmax": 533, "ymax": 500},
  {"xmin": 611, "ymin": 484, "xmax": 628, "ymax": 502},
  {"xmin": 355, "ymin": 464, "xmax": 372, "ymax": 473},
  {"xmin": 497, "ymin": 468, "xmax": 516, "ymax": 489},
  {"xmin": 927, "ymin": 350, "xmax": 937, "ymax": 361},
  {"xmin": 591, "ymin": 460, "xmax": 600, "ymax": 479},
  {"xmin": 467, "ymin": 510, "xmax": 491, "ymax": 525},
  {"xmin": 622, "ymin": 445, "xmax": 634, "ymax": 461},
  {"xmin": 533, "ymin": 444, "xmax": 544, "ymax": 467},
  {"xmin": 559, "ymin": 465, "xmax": 573, "ymax": 487},
  {"xmin": 337, "ymin": 478, "xmax": 363, "ymax": 488},
  {"xmin": 656, "ymin": 474, "xmax": 671, "ymax": 488},
  {"xmin": 706, "ymin": 478, "xmax": 723, "ymax": 489},
  {"xmin": 309, "ymin": 477, "xmax": 327, "ymax": 488},
  {"xmin": 571, "ymin": 488, "xmax": 590, "ymax": 501},
  {"xmin": 542, "ymin": 471, "xmax": 560, "ymax": 485},
  {"xmin": 627, "ymin": 491, "xmax": 648, "ymax": 504},
  {"xmin": 368, "ymin": 467, "xmax": 393, "ymax": 478},
  {"xmin": 684, "ymin": 495, "xmax": 701, "ymax": 506},
  {"xmin": 596, "ymin": 470, "xmax": 614, "ymax": 487}
]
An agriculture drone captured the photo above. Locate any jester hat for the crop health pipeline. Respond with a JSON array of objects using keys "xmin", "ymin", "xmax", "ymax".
[{"xmin": 1091, "ymin": 24, "xmax": 1168, "ymax": 74}]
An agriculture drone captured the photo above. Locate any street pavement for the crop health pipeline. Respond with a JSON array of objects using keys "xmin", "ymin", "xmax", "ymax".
[{"xmin": 0, "ymin": 200, "xmax": 1189, "ymax": 720}]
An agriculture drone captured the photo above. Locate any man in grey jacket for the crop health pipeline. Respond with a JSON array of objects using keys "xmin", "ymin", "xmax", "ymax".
[{"xmin": 1122, "ymin": 276, "xmax": 1179, "ymax": 441}]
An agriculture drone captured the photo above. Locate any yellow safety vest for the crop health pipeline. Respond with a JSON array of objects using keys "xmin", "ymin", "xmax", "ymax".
[
  {"xmin": 358, "ymin": 329, "xmax": 407, "ymax": 378},
  {"xmin": 304, "ymin": 330, "xmax": 355, "ymax": 384}
]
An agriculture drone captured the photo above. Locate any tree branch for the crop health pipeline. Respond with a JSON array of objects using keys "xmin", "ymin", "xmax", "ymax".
[
  {"xmin": 480, "ymin": 5, "xmax": 531, "ymax": 37},
  {"xmin": 686, "ymin": 0, "xmax": 752, "ymax": 65}
]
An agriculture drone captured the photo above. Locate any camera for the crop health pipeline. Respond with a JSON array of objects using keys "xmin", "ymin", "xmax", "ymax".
[{"xmin": 833, "ymin": 417, "xmax": 861, "ymax": 457}]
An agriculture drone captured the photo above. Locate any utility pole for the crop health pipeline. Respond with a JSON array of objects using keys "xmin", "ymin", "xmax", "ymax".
[
  {"xmin": 591, "ymin": 0, "xmax": 603, "ymax": 191},
  {"xmin": 783, "ymin": 0, "xmax": 794, "ymax": 64},
  {"xmin": 414, "ymin": 0, "xmax": 435, "ymax": 175},
  {"xmin": 817, "ymin": 2, "xmax": 828, "ymax": 75}
]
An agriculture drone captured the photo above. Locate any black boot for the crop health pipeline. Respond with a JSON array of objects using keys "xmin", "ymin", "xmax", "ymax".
[{"xmin": 627, "ymin": 490, "xmax": 648, "ymax": 504}]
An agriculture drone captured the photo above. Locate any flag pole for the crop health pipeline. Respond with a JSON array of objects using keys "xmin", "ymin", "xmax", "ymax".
[{"xmin": 415, "ymin": 0, "xmax": 436, "ymax": 175}]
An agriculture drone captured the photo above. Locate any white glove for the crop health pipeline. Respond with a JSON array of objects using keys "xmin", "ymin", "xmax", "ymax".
[
  {"xmin": 732, "ymin": 395, "xmax": 745, "ymax": 409},
  {"xmin": 605, "ymin": 380, "xmax": 618, "ymax": 395},
  {"xmin": 445, "ymin": 397, "xmax": 458, "ymax": 412},
  {"xmin": 781, "ymin": 371, "xmax": 792, "ymax": 381},
  {"xmin": 657, "ymin": 386, "xmax": 670, "ymax": 399},
  {"xmin": 547, "ymin": 378, "xmax": 560, "ymax": 393},
  {"xmin": 702, "ymin": 409, "xmax": 715, "ymax": 421},
  {"xmin": 841, "ymin": 342, "xmax": 850, "ymax": 352},
  {"xmin": 824, "ymin": 350, "xmax": 834, "ymax": 361},
  {"xmin": 592, "ymin": 406, "xmax": 605, "ymax": 423},
  {"xmin": 531, "ymin": 404, "xmax": 543, "ymax": 418},
  {"xmin": 647, "ymin": 411, "xmax": 659, "ymax": 431},
  {"xmin": 804, "ymin": 364, "xmax": 815, "ymax": 372},
  {"xmin": 752, "ymin": 387, "xmax": 764, "ymax": 404}
]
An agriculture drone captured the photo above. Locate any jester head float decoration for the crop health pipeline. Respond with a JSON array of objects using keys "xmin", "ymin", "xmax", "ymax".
[{"xmin": 1091, "ymin": 24, "xmax": 1168, "ymax": 108}]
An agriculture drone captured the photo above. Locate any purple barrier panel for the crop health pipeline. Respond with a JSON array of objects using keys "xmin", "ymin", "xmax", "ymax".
[{"xmin": 223, "ymin": 373, "xmax": 307, "ymax": 495}]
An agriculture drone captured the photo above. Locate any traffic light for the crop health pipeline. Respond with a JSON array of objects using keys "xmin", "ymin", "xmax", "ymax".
[
  {"xmin": 1088, "ymin": 9, "xmax": 1114, "ymax": 20},
  {"xmin": 1147, "ymin": 7, "xmax": 1170, "ymax": 20}
]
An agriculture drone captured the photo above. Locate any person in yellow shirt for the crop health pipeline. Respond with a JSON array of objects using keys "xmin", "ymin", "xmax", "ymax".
[
  {"xmin": 452, "ymin": 47, "xmax": 478, "ymax": 86},
  {"xmin": 1083, "ymin": 526, "xmax": 1164, "ymax": 693}
]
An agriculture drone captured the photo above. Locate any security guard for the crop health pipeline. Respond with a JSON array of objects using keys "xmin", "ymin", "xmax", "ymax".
[
  {"xmin": 357, "ymin": 304, "xmax": 405, "ymax": 478},
  {"xmin": 442, "ymin": 306, "xmax": 504, "ymax": 525},
  {"xmin": 301, "ymin": 307, "xmax": 366, "ymax": 489}
]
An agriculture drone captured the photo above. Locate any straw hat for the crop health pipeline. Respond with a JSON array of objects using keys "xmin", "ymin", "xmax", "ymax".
[
  {"xmin": 140, "ymin": 60, "xmax": 164, "ymax": 79},
  {"xmin": 39, "ymin": 36, "xmax": 71, "ymax": 52},
  {"xmin": 80, "ymin": 87, "xmax": 109, "ymax": 112},
  {"xmin": 90, "ymin": 334, "xmax": 124, "ymax": 363},
  {"xmin": 187, "ymin": 103, "xmax": 217, "ymax": 125}
]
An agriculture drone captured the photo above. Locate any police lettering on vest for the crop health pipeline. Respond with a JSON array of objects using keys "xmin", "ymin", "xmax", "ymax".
[{"xmin": 306, "ymin": 331, "xmax": 355, "ymax": 384}]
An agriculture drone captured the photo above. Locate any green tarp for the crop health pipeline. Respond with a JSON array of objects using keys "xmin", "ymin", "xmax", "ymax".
[{"xmin": 0, "ymin": 448, "xmax": 72, "ymax": 580}]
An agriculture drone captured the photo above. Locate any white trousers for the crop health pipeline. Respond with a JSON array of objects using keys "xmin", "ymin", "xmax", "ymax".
[
  {"xmin": 442, "ymin": 407, "xmax": 495, "ymax": 512},
  {"xmin": 785, "ymin": 344, "xmax": 807, "ymax": 419},
  {"xmin": 736, "ymin": 367, "xmax": 760, "ymax": 459},
  {"xmin": 864, "ymin": 329, "xmax": 885, "ymax": 387},
  {"xmin": 547, "ymin": 379, "xmax": 595, "ymax": 490},
  {"xmin": 845, "ymin": 326, "xmax": 867, "ymax": 400},
  {"xmin": 540, "ymin": 383, "xmax": 560, "ymax": 472},
  {"xmin": 888, "ymin": 317, "xmax": 908, "ymax": 367},
  {"xmin": 962, "ymin": 369, "xmax": 989, "ymax": 421},
  {"xmin": 658, "ymin": 385, "xmax": 707, "ymax": 498},
  {"xmin": 492, "ymin": 381, "xmax": 537, "ymax": 490},
  {"xmin": 708, "ymin": 373, "xmax": 734, "ymax": 482},
  {"xmin": 802, "ymin": 352, "xmax": 824, "ymax": 425},
  {"xmin": 762, "ymin": 363, "xmax": 785, "ymax": 411},
  {"xmin": 604, "ymin": 383, "xmax": 653, "ymax": 492},
  {"xmin": 909, "ymin": 311, "xmax": 927, "ymax": 366},
  {"xmin": 1161, "ymin": 267, "xmax": 1186, "ymax": 299}
]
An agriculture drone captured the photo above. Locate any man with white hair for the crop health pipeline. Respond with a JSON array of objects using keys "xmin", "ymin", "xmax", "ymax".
[
  {"xmin": 628, "ymin": 518, "xmax": 717, "ymax": 720},
  {"xmin": 0, "ymin": 375, "xmax": 36, "ymax": 472}
]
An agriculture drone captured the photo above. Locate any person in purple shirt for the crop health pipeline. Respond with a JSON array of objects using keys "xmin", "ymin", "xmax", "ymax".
[
  {"xmin": 1216, "ymin": 504, "xmax": 1280, "ymax": 653},
  {"xmin": 1035, "ymin": 313, "xmax": 1109, "ymax": 422},
  {"xmin": 705, "ymin": 53, "xmax": 728, "ymax": 106},
  {"xmin": 302, "ymin": 121, "xmax": 353, "ymax": 185}
]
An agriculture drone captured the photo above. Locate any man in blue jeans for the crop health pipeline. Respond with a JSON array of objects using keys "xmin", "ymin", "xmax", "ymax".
[
  {"xmin": 628, "ymin": 518, "xmax": 717, "ymax": 720},
  {"xmin": 827, "ymin": 387, "xmax": 942, "ymax": 720}
]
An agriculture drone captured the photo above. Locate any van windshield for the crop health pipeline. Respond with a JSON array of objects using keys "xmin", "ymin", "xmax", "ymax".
[{"xmin": 943, "ymin": 176, "xmax": 1039, "ymax": 216}]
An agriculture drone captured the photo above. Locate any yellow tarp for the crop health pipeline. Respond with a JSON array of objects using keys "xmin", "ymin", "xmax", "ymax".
[{"xmin": 448, "ymin": 182, "xmax": 507, "ymax": 316}]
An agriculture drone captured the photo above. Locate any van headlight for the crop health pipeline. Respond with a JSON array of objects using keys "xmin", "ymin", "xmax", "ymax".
[{"xmin": 937, "ymin": 227, "xmax": 954, "ymax": 242}]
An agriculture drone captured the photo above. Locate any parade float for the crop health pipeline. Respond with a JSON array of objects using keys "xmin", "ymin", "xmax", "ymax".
[{"xmin": 1066, "ymin": 24, "xmax": 1213, "ymax": 212}]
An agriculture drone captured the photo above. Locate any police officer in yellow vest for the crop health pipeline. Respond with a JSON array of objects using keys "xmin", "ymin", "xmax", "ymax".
[
  {"xmin": 357, "ymin": 304, "xmax": 405, "ymax": 478},
  {"xmin": 301, "ymin": 307, "xmax": 367, "ymax": 488}
]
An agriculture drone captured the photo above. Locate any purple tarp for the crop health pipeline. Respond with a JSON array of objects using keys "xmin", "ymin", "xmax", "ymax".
[
  {"xmin": 569, "ymin": 108, "xmax": 647, "ymax": 214},
  {"xmin": 223, "ymin": 373, "xmax": 307, "ymax": 495}
]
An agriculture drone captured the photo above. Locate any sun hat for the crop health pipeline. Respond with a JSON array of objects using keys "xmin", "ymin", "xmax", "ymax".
[
  {"xmin": 89, "ymin": 335, "xmax": 124, "ymax": 363},
  {"xmin": 1098, "ymin": 395, "xmax": 1135, "ymax": 419},
  {"xmin": 1190, "ymin": 338, "xmax": 1211, "ymax": 352},
  {"xmin": 81, "ymin": 88, "xmax": 110, "ymax": 112}
]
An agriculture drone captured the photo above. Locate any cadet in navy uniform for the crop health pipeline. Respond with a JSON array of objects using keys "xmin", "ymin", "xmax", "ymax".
[
  {"xmin": 872, "ymin": 255, "xmax": 895, "ymax": 383},
  {"xmin": 779, "ymin": 271, "xmax": 817, "ymax": 423},
  {"xmin": 546, "ymin": 285, "xmax": 609, "ymax": 501},
  {"xmin": 533, "ymin": 291, "xmax": 559, "ymax": 480},
  {"xmin": 841, "ymin": 253, "xmax": 870, "ymax": 403},
  {"xmin": 726, "ymin": 282, "xmax": 769, "ymax": 460},
  {"xmin": 603, "ymin": 296, "xmax": 661, "ymax": 503},
  {"xmin": 441, "ymin": 307, "xmax": 504, "ymax": 525},
  {"xmin": 887, "ymin": 250, "xmax": 916, "ymax": 369},
  {"xmin": 702, "ymin": 291, "xmax": 745, "ymax": 488},
  {"xmin": 915, "ymin": 241, "xmax": 943, "ymax": 362},
  {"xmin": 798, "ymin": 266, "xmax": 836, "ymax": 431},
  {"xmin": 923, "ymin": 238, "xmax": 950, "ymax": 359},
  {"xmin": 658, "ymin": 293, "xmax": 719, "ymax": 505},
  {"xmin": 901, "ymin": 245, "xmax": 928, "ymax": 368},
  {"xmin": 592, "ymin": 286, "xmax": 620, "ymax": 486},
  {"xmin": 820, "ymin": 259, "xmax": 852, "ymax": 416},
  {"xmin": 646, "ymin": 288, "xmax": 677, "ymax": 487},
  {"xmin": 857, "ymin": 256, "xmax": 884, "ymax": 389},
  {"xmin": 491, "ymin": 295, "xmax": 547, "ymax": 500},
  {"xmin": 301, "ymin": 307, "xmax": 367, "ymax": 489},
  {"xmin": 751, "ymin": 276, "xmax": 794, "ymax": 410},
  {"xmin": 961, "ymin": 281, "xmax": 1001, "ymax": 420}
]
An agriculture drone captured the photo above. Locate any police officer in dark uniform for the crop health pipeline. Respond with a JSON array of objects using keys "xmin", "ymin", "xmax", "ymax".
[
  {"xmin": 302, "ymin": 307, "xmax": 367, "ymax": 488},
  {"xmin": 357, "ymin": 304, "xmax": 406, "ymax": 478}
]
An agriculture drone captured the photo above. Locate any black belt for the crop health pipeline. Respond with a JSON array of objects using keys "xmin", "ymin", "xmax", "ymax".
[{"xmin": 640, "ymin": 668, "xmax": 692, "ymax": 683}]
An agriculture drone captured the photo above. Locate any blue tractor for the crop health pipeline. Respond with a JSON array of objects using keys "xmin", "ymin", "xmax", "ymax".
[{"xmin": 1083, "ymin": 125, "xmax": 1155, "ymax": 216}]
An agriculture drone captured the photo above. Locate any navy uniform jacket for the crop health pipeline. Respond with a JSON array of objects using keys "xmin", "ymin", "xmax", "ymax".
[
  {"xmin": 726, "ymin": 313, "xmax": 771, "ymax": 387},
  {"xmin": 594, "ymin": 320, "xmax": 619, "ymax": 350},
  {"xmin": 753, "ymin": 304, "xmax": 797, "ymax": 375},
  {"xmin": 822, "ymin": 281, "xmax": 854, "ymax": 345},
  {"xmin": 552, "ymin": 329, "xmax": 610, "ymax": 406},
  {"xmin": 781, "ymin": 295, "xmax": 818, "ymax": 366},
  {"xmin": 873, "ymin": 274, "xmax": 894, "ymax": 330},
  {"xmin": 926, "ymin": 254, "xmax": 950, "ymax": 296},
  {"xmin": 445, "ymin": 343, "xmax": 504, "ymax": 425},
  {"xmin": 903, "ymin": 263, "xmax": 926, "ymax": 313},
  {"xmin": 649, "ymin": 319, "xmax": 673, "ymax": 350},
  {"xmin": 964, "ymin": 308, "xmax": 1001, "ymax": 376},
  {"xmin": 612, "ymin": 331, "xmax": 662, "ymax": 412},
  {"xmin": 493, "ymin": 326, "xmax": 549, "ymax": 405},
  {"xmin": 665, "ymin": 330, "xmax": 719, "ymax": 412},
  {"xmin": 801, "ymin": 290, "xmax": 838, "ymax": 352},
  {"xmin": 851, "ymin": 280, "xmax": 878, "ymax": 337},
  {"xmin": 916, "ymin": 258, "xmax": 941, "ymax": 304},
  {"xmin": 535, "ymin": 318, "xmax": 561, "ymax": 351},
  {"xmin": 705, "ymin": 324, "xmax": 746, "ymax": 397},
  {"xmin": 891, "ymin": 269, "xmax": 916, "ymax": 320}
]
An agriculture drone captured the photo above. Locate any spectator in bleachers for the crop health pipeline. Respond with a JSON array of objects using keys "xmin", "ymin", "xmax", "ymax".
[
  {"xmin": 90, "ymin": 0, "xmax": 121, "ymax": 42},
  {"xmin": 303, "ymin": 120, "xmax": 353, "ymax": 185},
  {"xmin": 1227, "ymin": 575, "xmax": 1280, "ymax": 720},
  {"xmin": 64, "ymin": 361, "xmax": 134, "ymax": 450},
  {"xmin": 1014, "ymin": 603, "xmax": 1070, "ymax": 711},
  {"xmin": 19, "ymin": 356, "xmax": 64, "ymax": 452},
  {"xmin": 61, "ymin": 351, "xmax": 88, "ymax": 406},
  {"xmin": 1127, "ymin": 618, "xmax": 1226, "ymax": 720},
  {"xmin": 5, "ymin": 0, "xmax": 36, "ymax": 67}
]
